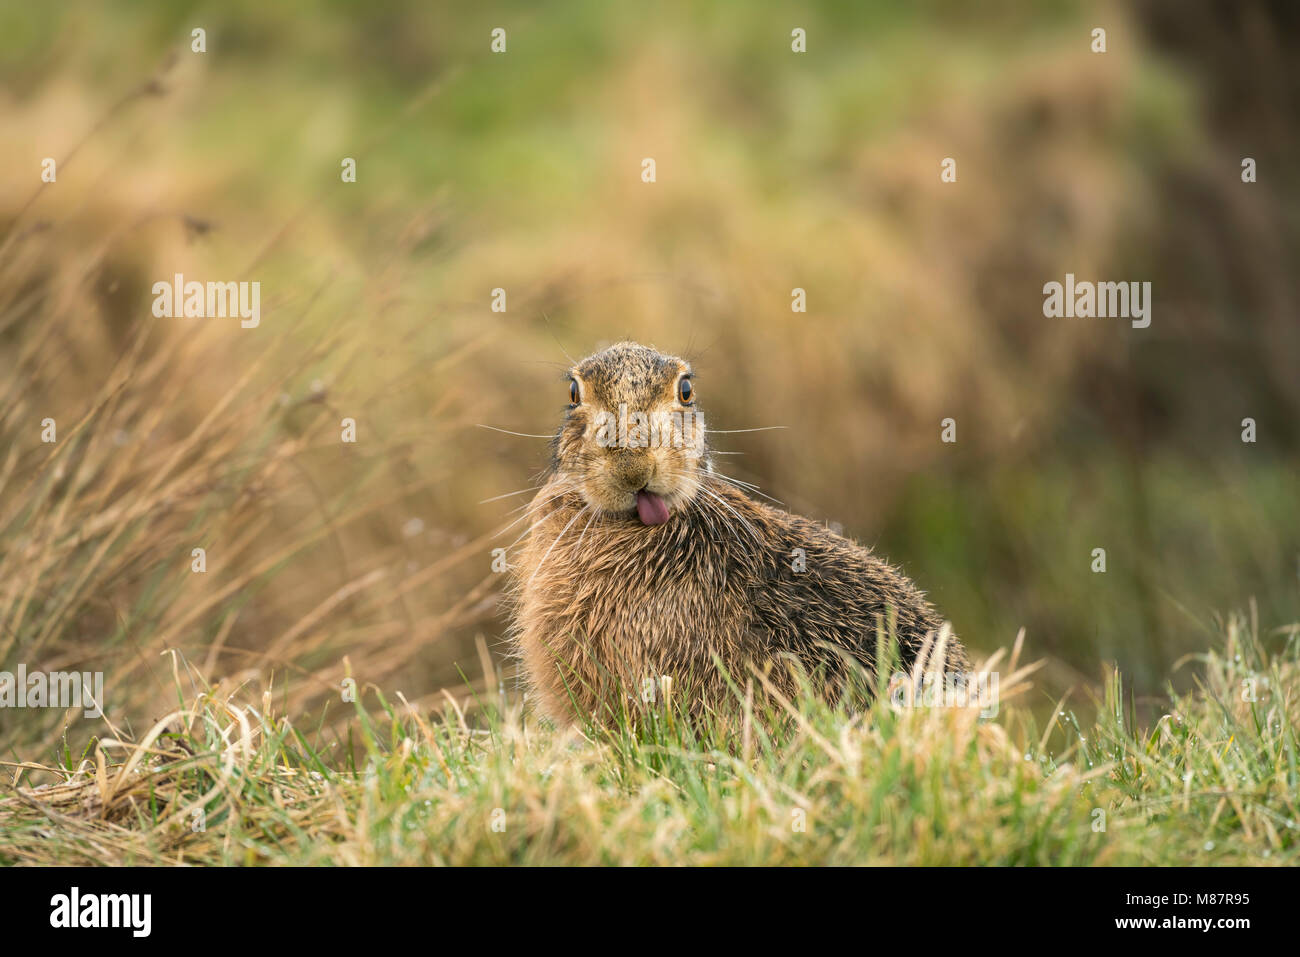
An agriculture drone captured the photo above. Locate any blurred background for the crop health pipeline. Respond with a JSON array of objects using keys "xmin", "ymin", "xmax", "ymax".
[{"xmin": 1, "ymin": 0, "xmax": 1297, "ymax": 756}]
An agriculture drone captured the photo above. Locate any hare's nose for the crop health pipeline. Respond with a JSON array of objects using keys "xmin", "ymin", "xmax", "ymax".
[{"xmin": 610, "ymin": 454, "xmax": 654, "ymax": 492}]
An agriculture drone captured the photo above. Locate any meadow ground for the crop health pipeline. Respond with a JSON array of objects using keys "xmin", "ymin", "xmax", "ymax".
[{"xmin": 2, "ymin": 609, "xmax": 1297, "ymax": 866}]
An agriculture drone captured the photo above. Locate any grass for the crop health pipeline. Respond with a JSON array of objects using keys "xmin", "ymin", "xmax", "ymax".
[{"xmin": 3, "ymin": 609, "xmax": 1296, "ymax": 866}]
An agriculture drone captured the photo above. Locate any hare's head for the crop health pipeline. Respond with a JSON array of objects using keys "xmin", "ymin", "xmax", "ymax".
[{"xmin": 551, "ymin": 342, "xmax": 709, "ymax": 525}]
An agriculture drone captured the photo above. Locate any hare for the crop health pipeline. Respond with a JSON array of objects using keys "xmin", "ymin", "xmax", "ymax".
[{"xmin": 509, "ymin": 342, "xmax": 970, "ymax": 725}]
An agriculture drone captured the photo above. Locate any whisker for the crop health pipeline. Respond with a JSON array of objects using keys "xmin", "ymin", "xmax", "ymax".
[
  {"xmin": 479, "ymin": 485, "xmax": 546, "ymax": 505},
  {"xmin": 711, "ymin": 472, "xmax": 785, "ymax": 507},
  {"xmin": 573, "ymin": 508, "xmax": 599, "ymax": 553},
  {"xmin": 477, "ymin": 424, "xmax": 555, "ymax": 438},
  {"xmin": 527, "ymin": 505, "xmax": 590, "ymax": 587},
  {"xmin": 701, "ymin": 491, "xmax": 760, "ymax": 551},
  {"xmin": 687, "ymin": 485, "xmax": 720, "ymax": 538},
  {"xmin": 538, "ymin": 310, "xmax": 577, "ymax": 366},
  {"xmin": 711, "ymin": 471, "xmax": 760, "ymax": 490},
  {"xmin": 493, "ymin": 483, "xmax": 573, "ymax": 540},
  {"xmin": 697, "ymin": 485, "xmax": 763, "ymax": 551},
  {"xmin": 501, "ymin": 492, "xmax": 574, "ymax": 551},
  {"xmin": 707, "ymin": 426, "xmax": 787, "ymax": 434},
  {"xmin": 504, "ymin": 514, "xmax": 554, "ymax": 552}
]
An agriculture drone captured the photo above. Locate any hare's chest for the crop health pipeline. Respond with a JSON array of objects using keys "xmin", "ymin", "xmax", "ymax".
[
  {"xmin": 539, "ymin": 561, "xmax": 705, "ymax": 644},
  {"xmin": 523, "ymin": 539, "xmax": 724, "ymax": 660},
  {"xmin": 514, "ymin": 526, "xmax": 750, "ymax": 722}
]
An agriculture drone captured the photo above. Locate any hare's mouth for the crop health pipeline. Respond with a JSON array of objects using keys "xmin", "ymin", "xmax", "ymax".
[{"xmin": 634, "ymin": 488, "xmax": 670, "ymax": 526}]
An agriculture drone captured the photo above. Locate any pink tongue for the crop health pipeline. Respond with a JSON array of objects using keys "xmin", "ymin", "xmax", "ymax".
[{"xmin": 635, "ymin": 489, "xmax": 670, "ymax": 526}]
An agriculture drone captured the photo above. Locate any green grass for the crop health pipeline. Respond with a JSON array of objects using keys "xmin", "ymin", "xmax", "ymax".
[{"xmin": 3, "ymin": 609, "xmax": 1296, "ymax": 865}]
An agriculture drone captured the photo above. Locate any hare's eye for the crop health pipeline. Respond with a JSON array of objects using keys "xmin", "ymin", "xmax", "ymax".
[
  {"xmin": 569, "ymin": 378, "xmax": 580, "ymax": 405},
  {"xmin": 677, "ymin": 377, "xmax": 693, "ymax": 405}
]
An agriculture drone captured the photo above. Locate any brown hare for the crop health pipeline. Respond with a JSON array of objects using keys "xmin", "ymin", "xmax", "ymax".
[{"xmin": 510, "ymin": 341, "xmax": 970, "ymax": 725}]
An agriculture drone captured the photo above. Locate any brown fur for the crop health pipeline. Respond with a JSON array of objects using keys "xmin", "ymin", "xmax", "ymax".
[{"xmin": 509, "ymin": 342, "xmax": 970, "ymax": 725}]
